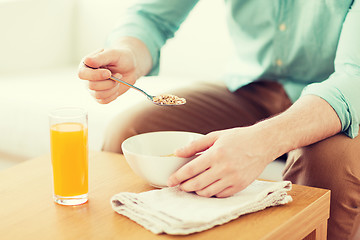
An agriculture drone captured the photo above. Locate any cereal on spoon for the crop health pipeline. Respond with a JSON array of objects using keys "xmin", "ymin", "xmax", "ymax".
[{"xmin": 152, "ymin": 94, "xmax": 186, "ymax": 106}]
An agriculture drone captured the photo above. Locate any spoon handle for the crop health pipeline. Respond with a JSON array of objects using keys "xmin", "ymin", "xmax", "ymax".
[{"xmin": 109, "ymin": 76, "xmax": 154, "ymax": 100}]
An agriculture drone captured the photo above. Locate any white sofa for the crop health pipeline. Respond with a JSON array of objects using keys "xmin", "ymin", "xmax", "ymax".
[{"xmin": 0, "ymin": 0, "xmax": 283, "ymax": 180}]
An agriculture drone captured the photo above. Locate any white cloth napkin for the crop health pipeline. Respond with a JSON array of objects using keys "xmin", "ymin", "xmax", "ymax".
[{"xmin": 111, "ymin": 180, "xmax": 292, "ymax": 235}]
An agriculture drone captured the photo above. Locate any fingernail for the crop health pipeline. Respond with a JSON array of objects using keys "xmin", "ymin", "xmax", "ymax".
[
  {"xmin": 167, "ymin": 178, "xmax": 176, "ymax": 187},
  {"xmin": 167, "ymin": 179, "xmax": 173, "ymax": 187},
  {"xmin": 114, "ymin": 73, "xmax": 123, "ymax": 79},
  {"xmin": 175, "ymin": 147, "xmax": 184, "ymax": 154},
  {"xmin": 103, "ymin": 71, "xmax": 110, "ymax": 78}
]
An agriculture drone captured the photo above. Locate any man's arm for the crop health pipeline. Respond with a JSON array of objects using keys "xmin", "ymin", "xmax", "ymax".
[
  {"xmin": 169, "ymin": 2, "xmax": 360, "ymax": 197},
  {"xmin": 301, "ymin": 0, "xmax": 360, "ymax": 138},
  {"xmin": 168, "ymin": 95, "xmax": 341, "ymax": 198},
  {"xmin": 257, "ymin": 95, "xmax": 341, "ymax": 157}
]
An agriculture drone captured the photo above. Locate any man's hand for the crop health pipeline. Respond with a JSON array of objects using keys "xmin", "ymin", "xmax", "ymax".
[
  {"xmin": 168, "ymin": 95, "xmax": 342, "ymax": 198},
  {"xmin": 167, "ymin": 127, "xmax": 276, "ymax": 198},
  {"xmin": 78, "ymin": 37, "xmax": 152, "ymax": 104},
  {"xmin": 78, "ymin": 47, "xmax": 138, "ymax": 104}
]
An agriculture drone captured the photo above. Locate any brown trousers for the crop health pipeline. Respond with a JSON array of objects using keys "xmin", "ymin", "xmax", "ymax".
[{"xmin": 102, "ymin": 81, "xmax": 360, "ymax": 239}]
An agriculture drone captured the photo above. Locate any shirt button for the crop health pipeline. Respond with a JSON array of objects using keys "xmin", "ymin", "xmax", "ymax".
[
  {"xmin": 279, "ymin": 23, "xmax": 286, "ymax": 31},
  {"xmin": 276, "ymin": 59, "xmax": 283, "ymax": 67}
]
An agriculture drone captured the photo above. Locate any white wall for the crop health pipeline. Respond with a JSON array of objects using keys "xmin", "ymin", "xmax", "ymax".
[
  {"xmin": 159, "ymin": 0, "xmax": 233, "ymax": 80},
  {"xmin": 74, "ymin": 0, "xmax": 132, "ymax": 64},
  {"xmin": 0, "ymin": 0, "xmax": 75, "ymax": 74}
]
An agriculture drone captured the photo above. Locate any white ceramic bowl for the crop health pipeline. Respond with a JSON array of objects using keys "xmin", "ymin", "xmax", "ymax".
[{"xmin": 121, "ymin": 131, "xmax": 203, "ymax": 188}]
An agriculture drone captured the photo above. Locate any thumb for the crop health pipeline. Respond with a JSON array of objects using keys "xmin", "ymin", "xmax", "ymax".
[
  {"xmin": 83, "ymin": 49, "xmax": 116, "ymax": 69},
  {"xmin": 85, "ymin": 48, "xmax": 135, "ymax": 74},
  {"xmin": 85, "ymin": 48, "xmax": 132, "ymax": 69},
  {"xmin": 175, "ymin": 133, "xmax": 217, "ymax": 158}
]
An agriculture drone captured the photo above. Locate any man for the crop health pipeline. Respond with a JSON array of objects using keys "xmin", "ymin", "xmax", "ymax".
[{"xmin": 78, "ymin": 1, "xmax": 360, "ymax": 239}]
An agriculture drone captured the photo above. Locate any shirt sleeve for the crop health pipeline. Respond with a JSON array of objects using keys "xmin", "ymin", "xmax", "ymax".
[
  {"xmin": 301, "ymin": 0, "xmax": 360, "ymax": 138},
  {"xmin": 106, "ymin": 0, "xmax": 198, "ymax": 76}
]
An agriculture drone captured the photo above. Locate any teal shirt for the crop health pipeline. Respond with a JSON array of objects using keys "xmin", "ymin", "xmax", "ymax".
[{"xmin": 108, "ymin": 0, "xmax": 360, "ymax": 138}]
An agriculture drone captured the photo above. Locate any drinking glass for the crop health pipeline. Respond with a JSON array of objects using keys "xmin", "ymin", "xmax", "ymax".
[{"xmin": 49, "ymin": 107, "xmax": 88, "ymax": 205}]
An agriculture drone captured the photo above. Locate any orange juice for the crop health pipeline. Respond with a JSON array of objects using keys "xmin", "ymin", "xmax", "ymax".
[{"xmin": 50, "ymin": 122, "xmax": 88, "ymax": 197}]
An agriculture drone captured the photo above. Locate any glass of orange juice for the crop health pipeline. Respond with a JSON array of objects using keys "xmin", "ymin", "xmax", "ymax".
[{"xmin": 49, "ymin": 107, "xmax": 88, "ymax": 205}]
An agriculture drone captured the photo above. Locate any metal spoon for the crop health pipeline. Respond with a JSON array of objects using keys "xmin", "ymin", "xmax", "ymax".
[
  {"xmin": 110, "ymin": 75, "xmax": 186, "ymax": 106},
  {"xmin": 84, "ymin": 63, "xmax": 186, "ymax": 106}
]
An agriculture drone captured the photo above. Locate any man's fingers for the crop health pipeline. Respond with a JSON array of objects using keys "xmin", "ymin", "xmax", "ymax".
[
  {"xmin": 175, "ymin": 133, "xmax": 217, "ymax": 158},
  {"xmin": 83, "ymin": 48, "xmax": 117, "ymax": 69},
  {"xmin": 215, "ymin": 186, "xmax": 238, "ymax": 198},
  {"xmin": 167, "ymin": 154, "xmax": 210, "ymax": 187},
  {"xmin": 79, "ymin": 49, "xmax": 117, "ymax": 81},
  {"xmin": 87, "ymin": 79, "xmax": 118, "ymax": 91},
  {"xmin": 78, "ymin": 67, "xmax": 111, "ymax": 81},
  {"xmin": 95, "ymin": 91, "xmax": 120, "ymax": 104},
  {"xmin": 84, "ymin": 48, "xmax": 133, "ymax": 71},
  {"xmin": 169, "ymin": 133, "xmax": 221, "ymax": 187},
  {"xmin": 89, "ymin": 83, "xmax": 120, "ymax": 101},
  {"xmin": 195, "ymin": 179, "xmax": 230, "ymax": 198},
  {"xmin": 178, "ymin": 167, "xmax": 219, "ymax": 193},
  {"xmin": 80, "ymin": 48, "xmax": 104, "ymax": 68}
]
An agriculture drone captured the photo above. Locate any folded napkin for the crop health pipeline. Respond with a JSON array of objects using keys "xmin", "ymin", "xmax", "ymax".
[{"xmin": 111, "ymin": 180, "xmax": 292, "ymax": 235}]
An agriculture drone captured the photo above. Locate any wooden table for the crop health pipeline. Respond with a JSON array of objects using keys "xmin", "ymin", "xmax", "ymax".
[{"xmin": 0, "ymin": 151, "xmax": 330, "ymax": 240}]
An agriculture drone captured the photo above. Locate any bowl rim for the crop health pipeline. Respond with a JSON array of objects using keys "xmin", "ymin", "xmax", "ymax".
[{"xmin": 121, "ymin": 131, "xmax": 204, "ymax": 157}]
